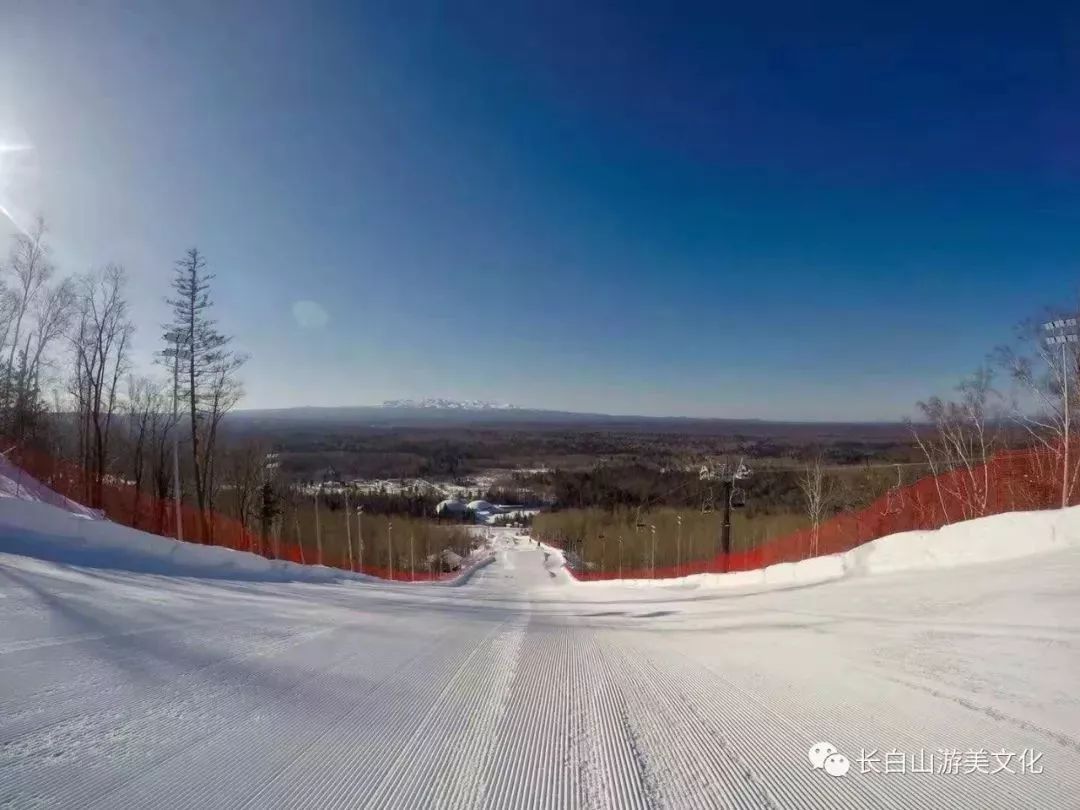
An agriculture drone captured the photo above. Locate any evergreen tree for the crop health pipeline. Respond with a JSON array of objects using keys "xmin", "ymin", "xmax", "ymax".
[{"xmin": 163, "ymin": 248, "xmax": 245, "ymax": 541}]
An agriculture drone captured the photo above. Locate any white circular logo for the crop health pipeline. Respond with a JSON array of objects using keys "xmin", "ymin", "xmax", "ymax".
[
  {"xmin": 808, "ymin": 741, "xmax": 838, "ymax": 769},
  {"xmin": 824, "ymin": 753, "xmax": 851, "ymax": 778}
]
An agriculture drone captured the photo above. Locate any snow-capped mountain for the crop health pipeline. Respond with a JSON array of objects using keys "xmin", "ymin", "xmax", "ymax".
[{"xmin": 381, "ymin": 398, "xmax": 520, "ymax": 411}]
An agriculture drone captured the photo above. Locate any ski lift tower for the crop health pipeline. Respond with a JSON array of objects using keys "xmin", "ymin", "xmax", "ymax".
[{"xmin": 700, "ymin": 460, "xmax": 752, "ymax": 569}]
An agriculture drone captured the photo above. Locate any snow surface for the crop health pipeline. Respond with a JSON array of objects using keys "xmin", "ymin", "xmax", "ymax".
[
  {"xmin": 2, "ymin": 495, "xmax": 1080, "ymax": 807},
  {"xmin": 0, "ymin": 452, "xmax": 99, "ymax": 519}
]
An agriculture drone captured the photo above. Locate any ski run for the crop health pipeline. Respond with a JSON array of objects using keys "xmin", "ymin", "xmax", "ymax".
[{"xmin": 2, "ymin": 497, "xmax": 1080, "ymax": 809}]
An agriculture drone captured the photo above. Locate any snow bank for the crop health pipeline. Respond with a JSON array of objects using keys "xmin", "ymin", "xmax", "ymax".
[
  {"xmin": 0, "ymin": 452, "xmax": 99, "ymax": 518},
  {"xmin": 0, "ymin": 496, "xmax": 493, "ymax": 585},
  {"xmin": 844, "ymin": 505, "xmax": 1080, "ymax": 575},
  {"xmin": 573, "ymin": 505, "xmax": 1080, "ymax": 590}
]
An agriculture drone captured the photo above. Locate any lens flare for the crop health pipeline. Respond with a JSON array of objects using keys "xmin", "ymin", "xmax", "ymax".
[{"xmin": 0, "ymin": 141, "xmax": 34, "ymax": 235}]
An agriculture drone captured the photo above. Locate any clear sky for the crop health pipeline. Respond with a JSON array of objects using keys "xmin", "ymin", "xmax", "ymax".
[{"xmin": 0, "ymin": 1, "xmax": 1076, "ymax": 420}]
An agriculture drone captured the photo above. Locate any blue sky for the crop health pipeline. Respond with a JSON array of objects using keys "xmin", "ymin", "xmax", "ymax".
[{"xmin": 0, "ymin": 1, "xmax": 1076, "ymax": 419}]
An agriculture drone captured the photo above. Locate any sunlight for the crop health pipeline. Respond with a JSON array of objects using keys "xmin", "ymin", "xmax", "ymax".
[{"xmin": 0, "ymin": 141, "xmax": 33, "ymax": 235}]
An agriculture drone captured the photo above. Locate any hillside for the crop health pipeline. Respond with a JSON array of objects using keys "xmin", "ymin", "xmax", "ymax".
[{"xmin": 1, "ymin": 469, "xmax": 1079, "ymax": 808}]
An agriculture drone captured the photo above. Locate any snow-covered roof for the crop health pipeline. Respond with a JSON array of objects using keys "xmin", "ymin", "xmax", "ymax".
[
  {"xmin": 466, "ymin": 499, "xmax": 494, "ymax": 512},
  {"xmin": 435, "ymin": 499, "xmax": 468, "ymax": 515}
]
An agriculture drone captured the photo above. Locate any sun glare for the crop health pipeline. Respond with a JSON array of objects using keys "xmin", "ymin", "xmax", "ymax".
[{"xmin": 0, "ymin": 140, "xmax": 33, "ymax": 234}]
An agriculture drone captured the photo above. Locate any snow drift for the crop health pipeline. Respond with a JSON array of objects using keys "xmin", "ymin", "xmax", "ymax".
[{"xmin": 568, "ymin": 504, "xmax": 1080, "ymax": 590}]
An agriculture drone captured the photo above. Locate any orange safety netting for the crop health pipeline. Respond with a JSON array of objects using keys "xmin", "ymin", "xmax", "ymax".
[
  {"xmin": 2, "ymin": 443, "xmax": 457, "ymax": 583},
  {"xmin": 553, "ymin": 445, "xmax": 1076, "ymax": 581}
]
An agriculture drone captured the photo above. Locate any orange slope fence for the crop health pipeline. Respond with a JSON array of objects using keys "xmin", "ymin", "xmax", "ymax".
[
  {"xmin": 4, "ymin": 441, "xmax": 1076, "ymax": 583},
  {"xmin": 1, "ymin": 443, "xmax": 461, "ymax": 583},
  {"xmin": 547, "ymin": 444, "xmax": 1077, "ymax": 581}
]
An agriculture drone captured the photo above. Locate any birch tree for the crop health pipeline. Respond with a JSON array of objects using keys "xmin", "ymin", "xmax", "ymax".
[
  {"xmin": 911, "ymin": 368, "xmax": 1002, "ymax": 522},
  {"xmin": 798, "ymin": 453, "xmax": 837, "ymax": 556}
]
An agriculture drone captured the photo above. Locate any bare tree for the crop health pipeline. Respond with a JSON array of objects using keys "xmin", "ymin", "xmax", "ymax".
[
  {"xmin": 70, "ymin": 265, "xmax": 133, "ymax": 507},
  {"xmin": 2, "ymin": 217, "xmax": 53, "ymax": 404},
  {"xmin": 798, "ymin": 453, "xmax": 837, "ymax": 556},
  {"xmin": 163, "ymin": 248, "xmax": 246, "ymax": 541},
  {"xmin": 224, "ymin": 439, "xmax": 266, "ymax": 549},
  {"xmin": 202, "ymin": 358, "xmax": 245, "ymax": 537},
  {"xmin": 125, "ymin": 376, "xmax": 172, "ymax": 524},
  {"xmin": 0, "ymin": 217, "xmax": 75, "ymax": 440},
  {"xmin": 911, "ymin": 368, "xmax": 1002, "ymax": 522}
]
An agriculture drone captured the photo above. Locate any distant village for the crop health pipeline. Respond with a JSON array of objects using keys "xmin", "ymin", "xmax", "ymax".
[{"xmin": 297, "ymin": 466, "xmax": 544, "ymax": 526}]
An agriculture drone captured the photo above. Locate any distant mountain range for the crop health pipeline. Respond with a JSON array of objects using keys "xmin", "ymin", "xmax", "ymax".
[
  {"xmin": 230, "ymin": 402, "xmax": 912, "ymax": 441},
  {"xmin": 381, "ymin": 398, "xmax": 520, "ymax": 411}
]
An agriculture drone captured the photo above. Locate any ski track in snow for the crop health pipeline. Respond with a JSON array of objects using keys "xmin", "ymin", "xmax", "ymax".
[{"xmin": 2, "ymin": 529, "xmax": 1080, "ymax": 809}]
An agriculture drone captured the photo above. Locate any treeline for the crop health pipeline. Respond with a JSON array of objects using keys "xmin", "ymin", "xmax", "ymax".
[
  {"xmin": 317, "ymin": 489, "xmax": 442, "ymax": 518},
  {"xmin": 0, "ymin": 218, "xmax": 253, "ymax": 541},
  {"xmin": 533, "ymin": 507, "xmax": 808, "ymax": 572},
  {"xmin": 275, "ymin": 502, "xmax": 475, "ymax": 574},
  {"xmin": 237, "ymin": 420, "xmax": 919, "ymax": 485},
  {"xmin": 509, "ymin": 463, "xmax": 894, "ymax": 515}
]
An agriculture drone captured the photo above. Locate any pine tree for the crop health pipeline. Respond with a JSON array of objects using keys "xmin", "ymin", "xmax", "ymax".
[{"xmin": 163, "ymin": 248, "xmax": 244, "ymax": 541}]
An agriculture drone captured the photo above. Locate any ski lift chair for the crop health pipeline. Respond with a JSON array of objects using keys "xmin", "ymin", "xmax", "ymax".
[{"xmin": 701, "ymin": 490, "xmax": 716, "ymax": 513}]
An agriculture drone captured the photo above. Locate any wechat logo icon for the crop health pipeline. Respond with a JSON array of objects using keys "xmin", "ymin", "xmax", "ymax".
[{"xmin": 809, "ymin": 742, "xmax": 850, "ymax": 778}]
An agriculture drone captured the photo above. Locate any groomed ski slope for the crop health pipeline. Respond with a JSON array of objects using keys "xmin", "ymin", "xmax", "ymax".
[{"xmin": 2, "ymin": 506, "xmax": 1080, "ymax": 808}]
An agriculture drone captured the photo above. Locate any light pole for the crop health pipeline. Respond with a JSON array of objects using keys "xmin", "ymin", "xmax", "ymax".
[
  {"xmin": 676, "ymin": 514, "xmax": 682, "ymax": 577},
  {"xmin": 1043, "ymin": 317, "xmax": 1079, "ymax": 508},
  {"xmin": 388, "ymin": 520, "xmax": 395, "ymax": 579},
  {"xmin": 313, "ymin": 488, "xmax": 323, "ymax": 566},
  {"xmin": 356, "ymin": 506, "xmax": 364, "ymax": 572},
  {"xmin": 721, "ymin": 480, "xmax": 732, "ymax": 562},
  {"xmin": 345, "ymin": 488, "xmax": 354, "ymax": 571},
  {"xmin": 649, "ymin": 524, "xmax": 657, "ymax": 578},
  {"xmin": 409, "ymin": 531, "xmax": 415, "ymax": 582},
  {"xmin": 598, "ymin": 533, "xmax": 606, "ymax": 575},
  {"xmin": 617, "ymin": 535, "xmax": 623, "ymax": 580}
]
